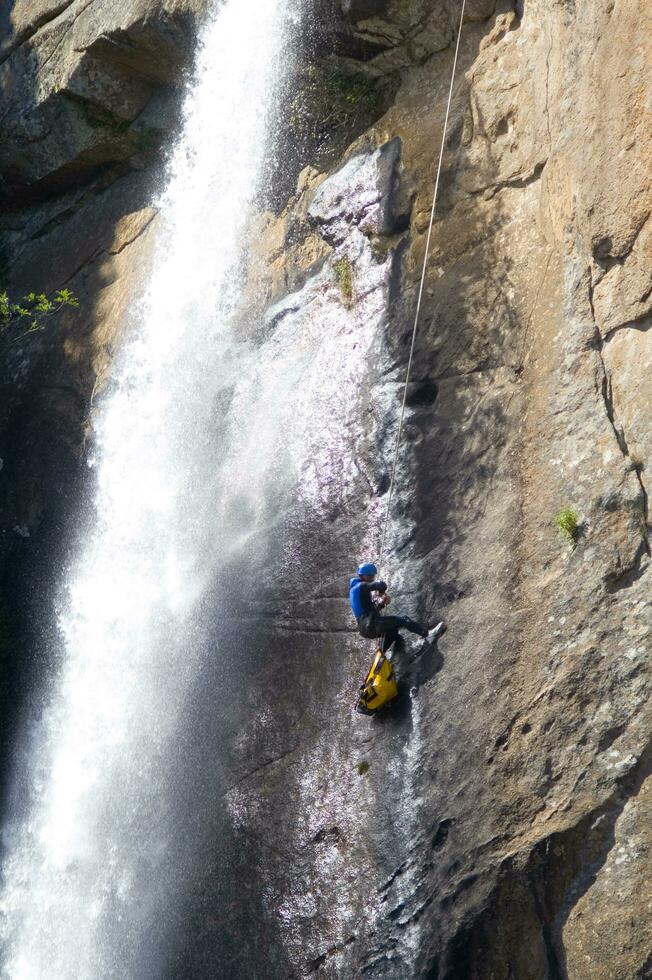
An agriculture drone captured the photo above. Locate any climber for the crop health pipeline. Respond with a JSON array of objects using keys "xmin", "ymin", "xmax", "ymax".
[{"xmin": 349, "ymin": 562, "xmax": 446, "ymax": 655}]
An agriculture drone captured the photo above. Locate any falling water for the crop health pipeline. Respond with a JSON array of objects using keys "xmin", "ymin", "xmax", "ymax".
[{"xmin": 0, "ymin": 1, "xmax": 299, "ymax": 976}]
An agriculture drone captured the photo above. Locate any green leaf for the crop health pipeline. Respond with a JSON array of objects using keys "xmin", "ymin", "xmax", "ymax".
[
  {"xmin": 1, "ymin": 286, "xmax": 80, "ymax": 353},
  {"xmin": 34, "ymin": 294, "xmax": 53, "ymax": 313},
  {"xmin": 54, "ymin": 288, "xmax": 79, "ymax": 308}
]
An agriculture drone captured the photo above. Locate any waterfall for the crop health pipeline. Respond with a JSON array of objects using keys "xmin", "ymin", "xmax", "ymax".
[{"xmin": 0, "ymin": 1, "xmax": 299, "ymax": 976}]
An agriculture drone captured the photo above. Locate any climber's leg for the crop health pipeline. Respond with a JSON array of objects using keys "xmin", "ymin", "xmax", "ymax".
[{"xmin": 372, "ymin": 614, "xmax": 427, "ymax": 654}]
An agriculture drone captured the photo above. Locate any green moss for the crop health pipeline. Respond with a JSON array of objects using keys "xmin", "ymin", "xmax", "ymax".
[
  {"xmin": 333, "ymin": 257, "xmax": 354, "ymax": 303},
  {"xmin": 555, "ymin": 506, "xmax": 581, "ymax": 545},
  {"xmin": 289, "ymin": 62, "xmax": 386, "ymax": 163},
  {"xmin": 357, "ymin": 760, "xmax": 370, "ymax": 776}
]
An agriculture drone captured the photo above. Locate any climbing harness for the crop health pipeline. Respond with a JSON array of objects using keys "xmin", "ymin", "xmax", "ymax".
[{"xmin": 377, "ymin": 0, "xmax": 467, "ymax": 569}]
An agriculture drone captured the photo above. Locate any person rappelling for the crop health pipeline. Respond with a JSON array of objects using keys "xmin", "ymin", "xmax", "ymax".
[
  {"xmin": 350, "ymin": 562, "xmax": 446, "ymax": 654},
  {"xmin": 351, "ymin": 562, "xmax": 446, "ymax": 716}
]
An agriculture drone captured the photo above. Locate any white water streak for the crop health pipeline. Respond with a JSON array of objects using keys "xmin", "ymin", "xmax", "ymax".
[{"xmin": 0, "ymin": 1, "xmax": 295, "ymax": 977}]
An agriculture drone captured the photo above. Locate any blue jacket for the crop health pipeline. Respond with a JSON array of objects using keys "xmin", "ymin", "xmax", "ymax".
[{"xmin": 349, "ymin": 576, "xmax": 387, "ymax": 619}]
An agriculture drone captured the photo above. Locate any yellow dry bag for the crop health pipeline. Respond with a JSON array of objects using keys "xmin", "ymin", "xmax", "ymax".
[{"xmin": 355, "ymin": 649, "xmax": 398, "ymax": 715}]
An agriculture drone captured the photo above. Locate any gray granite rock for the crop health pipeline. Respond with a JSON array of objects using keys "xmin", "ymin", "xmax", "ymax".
[
  {"xmin": 0, "ymin": 0, "xmax": 207, "ymax": 193},
  {"xmin": 307, "ymin": 137, "xmax": 405, "ymax": 245}
]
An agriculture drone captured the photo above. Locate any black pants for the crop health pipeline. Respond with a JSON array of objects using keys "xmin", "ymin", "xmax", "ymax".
[{"xmin": 357, "ymin": 612, "xmax": 425, "ymax": 654}]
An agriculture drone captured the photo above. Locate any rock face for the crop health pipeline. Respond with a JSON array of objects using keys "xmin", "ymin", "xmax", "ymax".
[
  {"xmin": 1, "ymin": 1, "xmax": 651, "ymax": 979},
  {"xmin": 0, "ymin": 0, "xmax": 206, "ymax": 195}
]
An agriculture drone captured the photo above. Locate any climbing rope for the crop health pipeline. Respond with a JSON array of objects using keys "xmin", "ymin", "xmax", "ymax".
[{"xmin": 377, "ymin": 0, "xmax": 467, "ymax": 568}]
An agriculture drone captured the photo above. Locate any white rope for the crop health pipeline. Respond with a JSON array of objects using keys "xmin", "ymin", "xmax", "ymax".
[{"xmin": 377, "ymin": 0, "xmax": 467, "ymax": 569}]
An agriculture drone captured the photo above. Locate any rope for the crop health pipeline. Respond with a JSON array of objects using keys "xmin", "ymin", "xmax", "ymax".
[{"xmin": 377, "ymin": 0, "xmax": 467, "ymax": 569}]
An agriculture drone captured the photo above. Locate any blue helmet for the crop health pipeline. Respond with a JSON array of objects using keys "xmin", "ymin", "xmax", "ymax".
[{"xmin": 357, "ymin": 562, "xmax": 378, "ymax": 576}]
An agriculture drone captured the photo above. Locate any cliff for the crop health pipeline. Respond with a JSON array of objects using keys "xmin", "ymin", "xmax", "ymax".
[{"xmin": 1, "ymin": 1, "xmax": 651, "ymax": 978}]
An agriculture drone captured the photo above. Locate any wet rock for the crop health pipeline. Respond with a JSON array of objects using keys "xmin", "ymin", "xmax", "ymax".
[{"xmin": 307, "ymin": 137, "xmax": 405, "ymax": 244}]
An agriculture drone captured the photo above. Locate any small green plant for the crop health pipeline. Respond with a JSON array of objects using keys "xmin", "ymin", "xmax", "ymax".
[
  {"xmin": 0, "ymin": 287, "xmax": 79, "ymax": 352},
  {"xmin": 357, "ymin": 760, "xmax": 370, "ymax": 776},
  {"xmin": 555, "ymin": 506, "xmax": 581, "ymax": 545},
  {"xmin": 333, "ymin": 257, "xmax": 354, "ymax": 303},
  {"xmin": 288, "ymin": 62, "xmax": 387, "ymax": 165}
]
